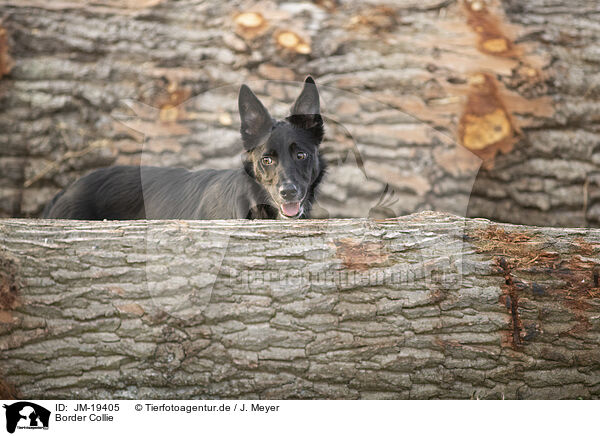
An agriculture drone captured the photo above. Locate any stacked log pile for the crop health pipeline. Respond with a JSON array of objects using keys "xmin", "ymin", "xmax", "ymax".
[{"xmin": 0, "ymin": 0, "xmax": 598, "ymax": 226}]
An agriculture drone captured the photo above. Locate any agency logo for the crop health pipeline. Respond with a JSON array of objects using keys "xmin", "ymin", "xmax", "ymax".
[{"xmin": 2, "ymin": 402, "xmax": 50, "ymax": 434}]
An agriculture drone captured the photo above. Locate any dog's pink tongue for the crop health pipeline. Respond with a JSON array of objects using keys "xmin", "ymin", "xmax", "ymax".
[{"xmin": 281, "ymin": 202, "xmax": 300, "ymax": 217}]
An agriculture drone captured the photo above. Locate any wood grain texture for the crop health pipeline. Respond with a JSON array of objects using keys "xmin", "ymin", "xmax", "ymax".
[{"xmin": 0, "ymin": 212, "xmax": 599, "ymax": 399}]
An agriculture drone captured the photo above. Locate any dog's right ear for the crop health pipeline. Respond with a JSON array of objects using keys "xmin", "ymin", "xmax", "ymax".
[
  {"xmin": 290, "ymin": 75, "xmax": 320, "ymax": 117},
  {"xmin": 238, "ymin": 84, "xmax": 273, "ymax": 151},
  {"xmin": 288, "ymin": 76, "xmax": 324, "ymax": 144}
]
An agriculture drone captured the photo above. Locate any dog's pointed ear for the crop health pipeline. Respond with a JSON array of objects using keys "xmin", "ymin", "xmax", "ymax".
[
  {"xmin": 288, "ymin": 76, "xmax": 324, "ymax": 143},
  {"xmin": 239, "ymin": 84, "xmax": 273, "ymax": 150},
  {"xmin": 290, "ymin": 75, "xmax": 320, "ymax": 117}
]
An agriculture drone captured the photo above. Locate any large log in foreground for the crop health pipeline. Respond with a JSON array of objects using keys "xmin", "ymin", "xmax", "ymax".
[{"xmin": 1, "ymin": 212, "xmax": 599, "ymax": 400}]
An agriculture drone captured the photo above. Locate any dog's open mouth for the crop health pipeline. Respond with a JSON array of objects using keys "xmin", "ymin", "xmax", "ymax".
[{"xmin": 280, "ymin": 202, "xmax": 302, "ymax": 218}]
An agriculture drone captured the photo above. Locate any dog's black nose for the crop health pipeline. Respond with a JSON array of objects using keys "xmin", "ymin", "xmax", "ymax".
[{"xmin": 279, "ymin": 183, "xmax": 298, "ymax": 201}]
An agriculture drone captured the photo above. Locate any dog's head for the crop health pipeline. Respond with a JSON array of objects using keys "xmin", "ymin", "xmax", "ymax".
[{"xmin": 239, "ymin": 76, "xmax": 325, "ymax": 219}]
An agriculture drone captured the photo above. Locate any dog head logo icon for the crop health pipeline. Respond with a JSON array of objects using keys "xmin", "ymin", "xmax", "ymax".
[{"xmin": 3, "ymin": 402, "xmax": 50, "ymax": 434}]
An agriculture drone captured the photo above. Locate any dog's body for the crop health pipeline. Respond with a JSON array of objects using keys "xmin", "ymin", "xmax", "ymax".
[
  {"xmin": 43, "ymin": 77, "xmax": 326, "ymax": 220},
  {"xmin": 43, "ymin": 166, "xmax": 278, "ymax": 220}
]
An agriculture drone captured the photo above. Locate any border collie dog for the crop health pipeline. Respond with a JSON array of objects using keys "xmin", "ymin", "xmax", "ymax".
[{"xmin": 43, "ymin": 76, "xmax": 326, "ymax": 220}]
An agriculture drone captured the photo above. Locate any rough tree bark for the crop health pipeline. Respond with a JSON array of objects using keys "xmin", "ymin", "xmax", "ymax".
[
  {"xmin": 0, "ymin": 0, "xmax": 598, "ymax": 227},
  {"xmin": 0, "ymin": 212, "xmax": 599, "ymax": 399}
]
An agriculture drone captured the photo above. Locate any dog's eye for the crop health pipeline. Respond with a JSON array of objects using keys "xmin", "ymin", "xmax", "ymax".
[
  {"xmin": 296, "ymin": 152, "xmax": 308, "ymax": 160},
  {"xmin": 262, "ymin": 156, "xmax": 274, "ymax": 165}
]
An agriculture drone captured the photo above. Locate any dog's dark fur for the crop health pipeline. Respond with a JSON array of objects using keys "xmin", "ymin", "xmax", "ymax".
[{"xmin": 43, "ymin": 76, "xmax": 326, "ymax": 220}]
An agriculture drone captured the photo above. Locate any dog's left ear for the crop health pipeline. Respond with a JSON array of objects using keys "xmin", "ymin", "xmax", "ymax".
[{"xmin": 288, "ymin": 76, "xmax": 324, "ymax": 143}]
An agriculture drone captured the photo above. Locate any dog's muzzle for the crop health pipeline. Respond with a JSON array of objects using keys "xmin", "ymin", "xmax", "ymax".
[{"xmin": 278, "ymin": 183, "xmax": 304, "ymax": 218}]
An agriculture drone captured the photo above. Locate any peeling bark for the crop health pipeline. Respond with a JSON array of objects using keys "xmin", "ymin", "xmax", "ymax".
[{"xmin": 0, "ymin": 212, "xmax": 599, "ymax": 399}]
